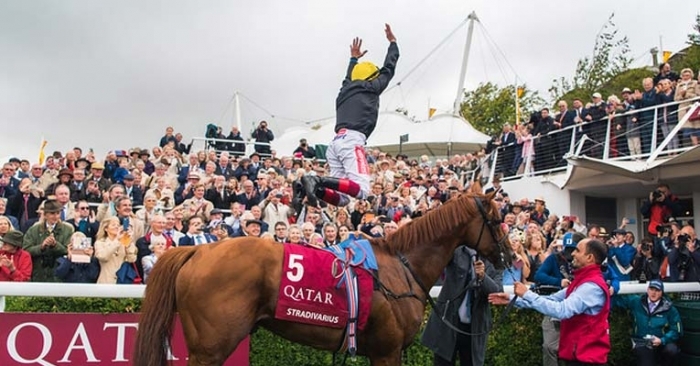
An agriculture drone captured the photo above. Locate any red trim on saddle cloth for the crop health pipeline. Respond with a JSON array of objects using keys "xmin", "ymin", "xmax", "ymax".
[
  {"xmin": 354, "ymin": 146, "xmax": 369, "ymax": 175},
  {"xmin": 275, "ymin": 244, "xmax": 373, "ymax": 330}
]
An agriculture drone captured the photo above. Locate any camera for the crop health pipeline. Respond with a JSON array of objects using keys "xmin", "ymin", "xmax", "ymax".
[
  {"xmin": 641, "ymin": 242, "xmax": 653, "ymax": 252},
  {"xmin": 651, "ymin": 189, "xmax": 664, "ymax": 201},
  {"xmin": 677, "ymin": 233, "xmax": 691, "ymax": 246}
]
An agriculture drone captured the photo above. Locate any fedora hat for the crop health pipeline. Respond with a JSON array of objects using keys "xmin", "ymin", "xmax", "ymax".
[{"xmin": 43, "ymin": 200, "xmax": 62, "ymax": 214}]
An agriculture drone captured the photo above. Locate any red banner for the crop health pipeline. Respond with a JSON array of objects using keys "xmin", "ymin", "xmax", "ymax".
[{"xmin": 0, "ymin": 313, "xmax": 249, "ymax": 366}]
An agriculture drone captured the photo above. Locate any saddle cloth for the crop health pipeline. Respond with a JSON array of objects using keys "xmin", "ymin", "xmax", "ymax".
[{"xmin": 275, "ymin": 242, "xmax": 374, "ymax": 330}]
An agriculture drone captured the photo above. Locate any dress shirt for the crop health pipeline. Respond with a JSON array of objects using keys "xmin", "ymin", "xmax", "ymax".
[{"xmin": 512, "ymin": 282, "xmax": 606, "ymax": 319}]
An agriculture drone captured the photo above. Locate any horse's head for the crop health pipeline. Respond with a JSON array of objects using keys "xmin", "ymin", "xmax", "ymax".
[{"xmin": 461, "ymin": 191, "xmax": 513, "ymax": 269}]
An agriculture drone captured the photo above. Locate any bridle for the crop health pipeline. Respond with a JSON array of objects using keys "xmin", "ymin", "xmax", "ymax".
[{"xmin": 392, "ymin": 196, "xmax": 516, "ymax": 337}]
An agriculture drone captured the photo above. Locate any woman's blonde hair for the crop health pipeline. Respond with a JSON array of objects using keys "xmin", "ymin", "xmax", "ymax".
[
  {"xmin": 96, "ymin": 217, "xmax": 120, "ymax": 241},
  {"xmin": 0, "ymin": 216, "xmax": 15, "ymax": 231}
]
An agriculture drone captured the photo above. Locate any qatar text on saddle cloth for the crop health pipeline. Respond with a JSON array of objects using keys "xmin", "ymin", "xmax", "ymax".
[{"xmin": 275, "ymin": 240, "xmax": 376, "ymax": 330}]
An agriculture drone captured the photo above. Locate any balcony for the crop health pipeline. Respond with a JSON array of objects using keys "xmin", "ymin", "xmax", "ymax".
[{"xmin": 485, "ymin": 97, "xmax": 700, "ymax": 195}]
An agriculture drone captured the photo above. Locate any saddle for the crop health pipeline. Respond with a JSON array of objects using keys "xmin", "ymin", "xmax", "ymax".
[{"xmin": 323, "ymin": 235, "xmax": 378, "ymax": 357}]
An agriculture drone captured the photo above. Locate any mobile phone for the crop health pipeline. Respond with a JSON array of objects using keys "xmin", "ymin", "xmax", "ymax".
[
  {"xmin": 627, "ymin": 218, "xmax": 636, "ymax": 224},
  {"xmin": 122, "ymin": 218, "xmax": 130, "ymax": 232},
  {"xmin": 378, "ymin": 216, "xmax": 392, "ymax": 223}
]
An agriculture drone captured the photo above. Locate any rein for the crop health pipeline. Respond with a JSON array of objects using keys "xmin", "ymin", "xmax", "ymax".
[{"xmin": 390, "ymin": 196, "xmax": 517, "ymax": 337}]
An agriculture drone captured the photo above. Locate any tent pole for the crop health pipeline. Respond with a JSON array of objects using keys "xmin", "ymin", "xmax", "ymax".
[{"xmin": 452, "ymin": 11, "xmax": 479, "ymax": 115}]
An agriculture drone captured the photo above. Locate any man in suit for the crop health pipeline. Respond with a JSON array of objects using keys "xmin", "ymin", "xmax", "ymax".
[
  {"xmin": 554, "ymin": 101, "xmax": 577, "ymax": 166},
  {"xmin": 226, "ymin": 126, "xmax": 246, "ymax": 156},
  {"xmin": 87, "ymin": 163, "xmax": 112, "ymax": 192},
  {"xmin": 205, "ymin": 175, "xmax": 234, "ymax": 210},
  {"xmin": 494, "ymin": 124, "xmax": 516, "ymax": 176},
  {"xmin": 182, "ymin": 184, "xmax": 214, "ymax": 221},
  {"xmin": 0, "ymin": 163, "xmax": 21, "ymax": 199},
  {"xmin": 179, "ymin": 216, "xmax": 216, "ymax": 245},
  {"xmin": 122, "ymin": 174, "xmax": 144, "ymax": 207},
  {"xmin": 64, "ymin": 201, "xmax": 100, "ymax": 241},
  {"xmin": 214, "ymin": 153, "xmax": 235, "ymax": 180},
  {"xmin": 236, "ymin": 179, "xmax": 261, "ymax": 210},
  {"xmin": 177, "ymin": 154, "xmax": 202, "ymax": 186},
  {"xmin": 422, "ymin": 246, "xmax": 503, "ymax": 366}
]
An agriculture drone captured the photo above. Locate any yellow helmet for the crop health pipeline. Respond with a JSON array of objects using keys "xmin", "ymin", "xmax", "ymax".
[{"xmin": 351, "ymin": 62, "xmax": 380, "ymax": 81}]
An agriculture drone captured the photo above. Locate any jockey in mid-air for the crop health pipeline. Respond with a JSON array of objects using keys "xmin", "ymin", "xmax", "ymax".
[{"xmin": 293, "ymin": 23, "xmax": 399, "ymax": 212}]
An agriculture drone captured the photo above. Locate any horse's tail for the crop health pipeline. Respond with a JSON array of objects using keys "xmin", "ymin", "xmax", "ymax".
[{"xmin": 133, "ymin": 246, "xmax": 198, "ymax": 366}]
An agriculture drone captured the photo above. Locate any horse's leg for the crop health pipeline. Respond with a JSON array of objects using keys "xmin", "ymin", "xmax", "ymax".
[
  {"xmin": 183, "ymin": 313, "xmax": 255, "ymax": 366},
  {"xmin": 368, "ymin": 351, "xmax": 402, "ymax": 366},
  {"xmin": 180, "ymin": 297, "xmax": 258, "ymax": 366}
]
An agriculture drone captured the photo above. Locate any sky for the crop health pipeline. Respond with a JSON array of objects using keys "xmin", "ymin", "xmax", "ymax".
[{"xmin": 1, "ymin": 0, "xmax": 698, "ymax": 162}]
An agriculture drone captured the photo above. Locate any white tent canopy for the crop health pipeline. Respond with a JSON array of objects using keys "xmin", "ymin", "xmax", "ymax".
[{"xmin": 271, "ymin": 111, "xmax": 490, "ymax": 158}]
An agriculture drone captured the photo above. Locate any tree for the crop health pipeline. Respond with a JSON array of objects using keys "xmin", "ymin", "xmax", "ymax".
[
  {"xmin": 549, "ymin": 13, "xmax": 633, "ymax": 102},
  {"xmin": 688, "ymin": 13, "xmax": 700, "ymax": 46},
  {"xmin": 675, "ymin": 14, "xmax": 700, "ymax": 73},
  {"xmin": 459, "ymin": 82, "xmax": 545, "ymax": 137}
]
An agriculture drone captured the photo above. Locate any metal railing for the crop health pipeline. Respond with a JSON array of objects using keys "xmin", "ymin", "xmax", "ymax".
[
  {"xmin": 1, "ymin": 281, "xmax": 698, "ymax": 312},
  {"xmin": 487, "ymin": 97, "xmax": 700, "ymax": 183}
]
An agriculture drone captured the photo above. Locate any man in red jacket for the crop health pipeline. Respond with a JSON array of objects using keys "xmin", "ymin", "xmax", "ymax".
[
  {"xmin": 0, "ymin": 230, "xmax": 32, "ymax": 282},
  {"xmin": 491, "ymin": 238, "xmax": 611, "ymax": 365}
]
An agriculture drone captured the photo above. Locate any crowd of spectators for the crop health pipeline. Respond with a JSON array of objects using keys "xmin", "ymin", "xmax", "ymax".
[
  {"xmin": 489, "ymin": 63, "xmax": 700, "ymax": 178},
  {"xmin": 0, "ymin": 124, "xmax": 493, "ymax": 284}
]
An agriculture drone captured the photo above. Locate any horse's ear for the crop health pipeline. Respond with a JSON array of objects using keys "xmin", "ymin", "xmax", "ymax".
[
  {"xmin": 485, "ymin": 190, "xmax": 497, "ymax": 201},
  {"xmin": 469, "ymin": 179, "xmax": 483, "ymax": 195}
]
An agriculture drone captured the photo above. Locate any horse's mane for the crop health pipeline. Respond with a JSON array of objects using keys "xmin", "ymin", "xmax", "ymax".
[{"xmin": 374, "ymin": 192, "xmax": 497, "ymax": 254}]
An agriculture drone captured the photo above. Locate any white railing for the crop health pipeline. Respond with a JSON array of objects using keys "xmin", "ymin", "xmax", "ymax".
[
  {"xmin": 1, "ymin": 281, "xmax": 698, "ymax": 312},
  {"xmin": 489, "ymin": 97, "xmax": 700, "ymax": 183}
]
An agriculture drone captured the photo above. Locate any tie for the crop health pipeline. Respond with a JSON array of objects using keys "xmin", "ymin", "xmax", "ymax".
[
  {"xmin": 78, "ymin": 219, "xmax": 88, "ymax": 234},
  {"xmin": 22, "ymin": 194, "xmax": 29, "ymax": 223},
  {"xmin": 649, "ymin": 303, "xmax": 656, "ymax": 314},
  {"xmin": 61, "ymin": 207, "xmax": 66, "ymax": 221}
]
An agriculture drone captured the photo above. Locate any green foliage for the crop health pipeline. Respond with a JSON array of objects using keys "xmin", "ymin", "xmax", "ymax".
[
  {"xmin": 459, "ymin": 82, "xmax": 545, "ymax": 137},
  {"xmin": 549, "ymin": 13, "xmax": 633, "ymax": 102},
  {"xmin": 5, "ymin": 297, "xmax": 637, "ymax": 365},
  {"xmin": 688, "ymin": 14, "xmax": 700, "ymax": 46}
]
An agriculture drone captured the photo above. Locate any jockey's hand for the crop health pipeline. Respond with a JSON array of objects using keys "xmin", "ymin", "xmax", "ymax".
[
  {"xmin": 488, "ymin": 293, "xmax": 511, "ymax": 305},
  {"xmin": 350, "ymin": 37, "xmax": 367, "ymax": 59},
  {"xmin": 385, "ymin": 23, "xmax": 396, "ymax": 43}
]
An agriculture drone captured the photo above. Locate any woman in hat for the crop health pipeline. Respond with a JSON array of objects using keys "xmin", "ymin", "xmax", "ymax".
[{"xmin": 0, "ymin": 230, "xmax": 32, "ymax": 282}]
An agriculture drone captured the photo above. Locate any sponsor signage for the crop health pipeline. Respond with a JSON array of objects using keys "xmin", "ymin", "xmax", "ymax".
[{"xmin": 0, "ymin": 313, "xmax": 248, "ymax": 365}]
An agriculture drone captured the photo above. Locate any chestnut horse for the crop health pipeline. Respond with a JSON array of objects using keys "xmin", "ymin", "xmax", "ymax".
[{"xmin": 133, "ymin": 191, "xmax": 509, "ymax": 366}]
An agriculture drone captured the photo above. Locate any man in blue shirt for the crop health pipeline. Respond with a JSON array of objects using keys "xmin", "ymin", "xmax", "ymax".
[
  {"xmin": 491, "ymin": 239, "xmax": 612, "ymax": 365},
  {"xmin": 607, "ymin": 228, "xmax": 636, "ymax": 281}
]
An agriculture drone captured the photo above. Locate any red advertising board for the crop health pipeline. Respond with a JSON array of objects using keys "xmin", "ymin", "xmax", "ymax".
[{"xmin": 0, "ymin": 313, "xmax": 249, "ymax": 365}]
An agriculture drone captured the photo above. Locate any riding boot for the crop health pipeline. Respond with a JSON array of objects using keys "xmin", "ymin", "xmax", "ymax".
[
  {"xmin": 314, "ymin": 187, "xmax": 350, "ymax": 207},
  {"xmin": 317, "ymin": 177, "xmax": 361, "ymax": 197},
  {"xmin": 301, "ymin": 175, "xmax": 321, "ymax": 208},
  {"xmin": 291, "ymin": 179, "xmax": 305, "ymax": 213}
]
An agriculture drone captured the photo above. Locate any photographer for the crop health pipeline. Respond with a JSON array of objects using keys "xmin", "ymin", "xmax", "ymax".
[
  {"xmin": 631, "ymin": 237, "xmax": 662, "ymax": 282},
  {"xmin": 667, "ymin": 225, "xmax": 700, "ymax": 282},
  {"xmin": 251, "ymin": 120, "xmax": 274, "ymax": 156},
  {"xmin": 293, "ymin": 138, "xmax": 317, "ymax": 160},
  {"xmin": 640, "ymin": 184, "xmax": 681, "ymax": 237}
]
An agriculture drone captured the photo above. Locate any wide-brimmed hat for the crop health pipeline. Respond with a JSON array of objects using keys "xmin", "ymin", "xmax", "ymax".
[
  {"xmin": 91, "ymin": 162, "xmax": 105, "ymax": 170},
  {"xmin": 0, "ymin": 230, "xmax": 24, "ymax": 247},
  {"xmin": 139, "ymin": 149, "xmax": 150, "ymax": 157}
]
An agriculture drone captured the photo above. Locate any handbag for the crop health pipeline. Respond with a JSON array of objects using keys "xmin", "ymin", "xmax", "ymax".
[
  {"xmin": 688, "ymin": 105, "xmax": 700, "ymax": 122},
  {"xmin": 116, "ymin": 261, "xmax": 142, "ymax": 284}
]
